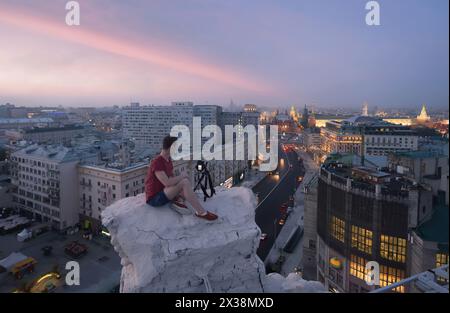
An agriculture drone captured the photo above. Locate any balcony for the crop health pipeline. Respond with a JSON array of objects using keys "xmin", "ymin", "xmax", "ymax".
[{"xmin": 80, "ymin": 181, "xmax": 92, "ymax": 188}]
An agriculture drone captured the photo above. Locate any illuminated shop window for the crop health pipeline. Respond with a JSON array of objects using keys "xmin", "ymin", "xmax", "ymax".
[
  {"xmin": 436, "ymin": 253, "xmax": 449, "ymax": 283},
  {"xmin": 436, "ymin": 253, "xmax": 449, "ymax": 267},
  {"xmin": 330, "ymin": 216, "xmax": 345, "ymax": 243},
  {"xmin": 349, "ymin": 255, "xmax": 368, "ymax": 281},
  {"xmin": 351, "ymin": 225, "xmax": 373, "ymax": 254},
  {"xmin": 380, "ymin": 235, "xmax": 406, "ymax": 263},
  {"xmin": 380, "ymin": 265, "xmax": 405, "ymax": 293}
]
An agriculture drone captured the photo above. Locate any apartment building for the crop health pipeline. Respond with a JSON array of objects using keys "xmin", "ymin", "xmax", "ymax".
[
  {"xmin": 363, "ymin": 125, "xmax": 418, "ymax": 156},
  {"xmin": 122, "ymin": 102, "xmax": 260, "ymax": 157},
  {"xmin": 78, "ymin": 162, "xmax": 148, "ymax": 232},
  {"xmin": 10, "ymin": 144, "xmax": 97, "ymax": 230},
  {"xmin": 122, "ymin": 102, "xmax": 194, "ymax": 156}
]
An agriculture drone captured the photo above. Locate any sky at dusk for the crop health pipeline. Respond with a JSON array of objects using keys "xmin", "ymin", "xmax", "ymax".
[{"xmin": 0, "ymin": 0, "xmax": 448, "ymax": 109}]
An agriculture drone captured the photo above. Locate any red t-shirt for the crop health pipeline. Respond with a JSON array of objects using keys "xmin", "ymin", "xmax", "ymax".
[{"xmin": 145, "ymin": 155, "xmax": 174, "ymax": 201}]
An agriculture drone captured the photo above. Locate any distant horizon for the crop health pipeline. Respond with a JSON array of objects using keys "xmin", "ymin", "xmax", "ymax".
[{"xmin": 1, "ymin": 101, "xmax": 448, "ymax": 115}]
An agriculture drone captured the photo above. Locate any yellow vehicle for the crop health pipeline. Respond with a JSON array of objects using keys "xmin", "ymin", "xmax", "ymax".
[
  {"xmin": 10, "ymin": 257, "xmax": 37, "ymax": 279},
  {"xmin": 29, "ymin": 272, "xmax": 61, "ymax": 293}
]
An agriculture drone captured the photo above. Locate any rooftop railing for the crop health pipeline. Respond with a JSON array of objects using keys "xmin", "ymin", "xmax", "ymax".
[{"xmin": 371, "ymin": 264, "xmax": 449, "ymax": 293}]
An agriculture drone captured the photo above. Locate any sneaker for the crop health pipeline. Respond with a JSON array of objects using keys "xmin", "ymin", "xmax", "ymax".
[
  {"xmin": 195, "ymin": 211, "xmax": 218, "ymax": 221},
  {"xmin": 171, "ymin": 199, "xmax": 191, "ymax": 215}
]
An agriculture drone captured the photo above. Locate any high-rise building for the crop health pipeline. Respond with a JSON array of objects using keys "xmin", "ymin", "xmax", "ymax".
[
  {"xmin": 122, "ymin": 102, "xmax": 194, "ymax": 156},
  {"xmin": 306, "ymin": 152, "xmax": 448, "ymax": 293}
]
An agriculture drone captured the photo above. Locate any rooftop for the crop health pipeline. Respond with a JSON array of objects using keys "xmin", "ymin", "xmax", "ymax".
[
  {"xmin": 416, "ymin": 205, "xmax": 449, "ymax": 247},
  {"xmin": 321, "ymin": 158, "xmax": 419, "ymax": 199},
  {"xmin": 13, "ymin": 143, "xmax": 97, "ymax": 163},
  {"xmin": 80, "ymin": 162, "xmax": 148, "ymax": 174},
  {"xmin": 0, "ymin": 118, "xmax": 54, "ymax": 125},
  {"xmin": 24, "ymin": 125, "xmax": 84, "ymax": 134},
  {"xmin": 344, "ymin": 115, "xmax": 385, "ymax": 125},
  {"xmin": 393, "ymin": 150, "xmax": 444, "ymax": 159}
]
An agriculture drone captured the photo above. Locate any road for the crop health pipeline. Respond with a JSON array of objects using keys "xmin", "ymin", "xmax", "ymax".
[{"xmin": 253, "ymin": 145, "xmax": 304, "ymax": 261}]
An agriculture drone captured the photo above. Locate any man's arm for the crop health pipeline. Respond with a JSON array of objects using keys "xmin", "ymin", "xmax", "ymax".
[{"xmin": 154, "ymin": 171, "xmax": 187, "ymax": 187}]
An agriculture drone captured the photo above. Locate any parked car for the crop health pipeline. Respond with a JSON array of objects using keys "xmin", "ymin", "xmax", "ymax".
[{"xmin": 260, "ymin": 233, "xmax": 268, "ymax": 241}]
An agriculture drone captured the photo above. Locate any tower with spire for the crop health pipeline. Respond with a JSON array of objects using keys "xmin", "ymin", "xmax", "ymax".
[
  {"xmin": 290, "ymin": 105, "xmax": 298, "ymax": 122},
  {"xmin": 301, "ymin": 104, "xmax": 309, "ymax": 129},
  {"xmin": 416, "ymin": 104, "xmax": 431, "ymax": 123},
  {"xmin": 362, "ymin": 101, "xmax": 369, "ymax": 116}
]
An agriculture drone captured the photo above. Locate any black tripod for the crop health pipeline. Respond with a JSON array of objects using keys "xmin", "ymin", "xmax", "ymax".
[{"xmin": 194, "ymin": 161, "xmax": 216, "ymax": 202}]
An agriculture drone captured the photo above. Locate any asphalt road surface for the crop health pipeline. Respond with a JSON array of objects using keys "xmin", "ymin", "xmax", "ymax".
[{"xmin": 253, "ymin": 146, "xmax": 304, "ymax": 261}]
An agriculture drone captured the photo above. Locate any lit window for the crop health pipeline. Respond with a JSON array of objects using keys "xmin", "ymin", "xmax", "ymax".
[
  {"xmin": 380, "ymin": 265, "xmax": 405, "ymax": 293},
  {"xmin": 380, "ymin": 235, "xmax": 406, "ymax": 263},
  {"xmin": 349, "ymin": 255, "xmax": 368, "ymax": 281},
  {"xmin": 351, "ymin": 225, "xmax": 373, "ymax": 254},
  {"xmin": 330, "ymin": 216, "xmax": 345, "ymax": 243},
  {"xmin": 436, "ymin": 253, "xmax": 449, "ymax": 283},
  {"xmin": 436, "ymin": 253, "xmax": 449, "ymax": 267}
]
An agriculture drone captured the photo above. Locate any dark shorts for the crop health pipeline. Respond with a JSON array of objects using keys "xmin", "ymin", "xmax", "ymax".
[{"xmin": 147, "ymin": 190, "xmax": 170, "ymax": 207}]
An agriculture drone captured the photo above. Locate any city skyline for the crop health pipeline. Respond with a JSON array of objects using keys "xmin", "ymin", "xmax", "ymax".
[{"xmin": 0, "ymin": 0, "xmax": 448, "ymax": 109}]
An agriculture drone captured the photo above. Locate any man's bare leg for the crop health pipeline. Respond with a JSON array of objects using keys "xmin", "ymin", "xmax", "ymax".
[{"xmin": 164, "ymin": 179, "xmax": 206, "ymax": 215}]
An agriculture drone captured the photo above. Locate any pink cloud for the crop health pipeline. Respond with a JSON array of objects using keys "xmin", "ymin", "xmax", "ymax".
[{"xmin": 0, "ymin": 4, "xmax": 271, "ymax": 94}]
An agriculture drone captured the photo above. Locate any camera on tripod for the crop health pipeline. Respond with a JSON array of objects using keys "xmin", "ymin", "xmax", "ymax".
[
  {"xmin": 196, "ymin": 160, "xmax": 206, "ymax": 172},
  {"xmin": 194, "ymin": 160, "xmax": 215, "ymax": 201}
]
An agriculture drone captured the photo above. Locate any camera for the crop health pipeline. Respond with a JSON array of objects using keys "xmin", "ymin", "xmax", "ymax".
[
  {"xmin": 196, "ymin": 160, "xmax": 205, "ymax": 172},
  {"xmin": 194, "ymin": 160, "xmax": 215, "ymax": 201}
]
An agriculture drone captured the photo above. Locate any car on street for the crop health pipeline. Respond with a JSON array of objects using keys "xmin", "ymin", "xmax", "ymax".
[
  {"xmin": 280, "ymin": 203, "xmax": 288, "ymax": 212},
  {"xmin": 260, "ymin": 233, "xmax": 268, "ymax": 241}
]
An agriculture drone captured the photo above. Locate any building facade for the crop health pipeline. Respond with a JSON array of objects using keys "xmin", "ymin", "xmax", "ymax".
[
  {"xmin": 122, "ymin": 102, "xmax": 194, "ymax": 156},
  {"xmin": 78, "ymin": 162, "xmax": 148, "ymax": 231},
  {"xmin": 10, "ymin": 145, "xmax": 97, "ymax": 230},
  {"xmin": 321, "ymin": 116, "xmax": 418, "ymax": 157},
  {"xmin": 315, "ymin": 160, "xmax": 433, "ymax": 293}
]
